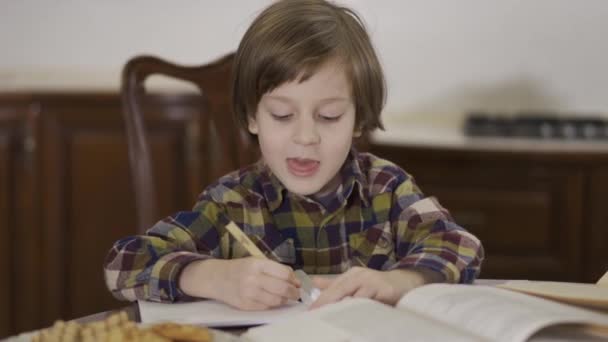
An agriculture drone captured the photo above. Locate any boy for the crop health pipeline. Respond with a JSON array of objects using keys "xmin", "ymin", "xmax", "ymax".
[{"xmin": 104, "ymin": 0, "xmax": 484, "ymax": 311}]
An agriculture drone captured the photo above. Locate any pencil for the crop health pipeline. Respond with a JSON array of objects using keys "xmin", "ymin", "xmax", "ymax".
[
  {"xmin": 225, "ymin": 221, "xmax": 268, "ymax": 259},
  {"xmin": 225, "ymin": 221, "xmax": 304, "ymax": 296}
]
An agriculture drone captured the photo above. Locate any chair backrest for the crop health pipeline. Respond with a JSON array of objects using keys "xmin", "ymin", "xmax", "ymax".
[{"xmin": 121, "ymin": 53, "xmax": 257, "ymax": 232}]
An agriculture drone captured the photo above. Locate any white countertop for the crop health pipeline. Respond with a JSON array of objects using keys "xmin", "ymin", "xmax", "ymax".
[{"xmin": 370, "ymin": 123, "xmax": 608, "ymax": 153}]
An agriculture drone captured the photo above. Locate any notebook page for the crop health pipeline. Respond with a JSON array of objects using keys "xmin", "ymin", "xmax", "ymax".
[
  {"xmin": 244, "ymin": 298, "xmax": 486, "ymax": 342},
  {"xmin": 138, "ymin": 299, "xmax": 307, "ymax": 327},
  {"xmin": 398, "ymin": 284, "xmax": 608, "ymax": 342},
  {"xmin": 598, "ymin": 271, "xmax": 608, "ymax": 287}
]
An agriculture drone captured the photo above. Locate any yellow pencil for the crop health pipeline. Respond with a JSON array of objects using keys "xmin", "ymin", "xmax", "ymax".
[
  {"xmin": 226, "ymin": 221, "xmax": 312, "ymax": 300},
  {"xmin": 225, "ymin": 221, "xmax": 268, "ymax": 259}
]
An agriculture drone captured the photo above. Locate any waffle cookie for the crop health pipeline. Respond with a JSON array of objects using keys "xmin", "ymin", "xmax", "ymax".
[{"xmin": 31, "ymin": 312, "xmax": 212, "ymax": 342}]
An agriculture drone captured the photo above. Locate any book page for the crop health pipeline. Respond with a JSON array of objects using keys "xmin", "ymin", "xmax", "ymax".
[
  {"xmin": 497, "ymin": 280, "xmax": 608, "ymax": 310},
  {"xmin": 138, "ymin": 299, "xmax": 307, "ymax": 327},
  {"xmin": 598, "ymin": 271, "xmax": 608, "ymax": 288},
  {"xmin": 244, "ymin": 297, "xmax": 488, "ymax": 342},
  {"xmin": 139, "ymin": 272, "xmax": 323, "ymax": 328},
  {"xmin": 398, "ymin": 284, "xmax": 608, "ymax": 342}
]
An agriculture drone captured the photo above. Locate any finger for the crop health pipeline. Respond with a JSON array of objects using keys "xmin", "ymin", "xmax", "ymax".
[
  {"xmin": 236, "ymin": 264, "xmax": 293, "ymax": 309},
  {"xmin": 308, "ymin": 272, "xmax": 352, "ymax": 308},
  {"xmin": 260, "ymin": 275, "xmax": 300, "ymax": 300},
  {"xmin": 309, "ymin": 279, "xmax": 360, "ymax": 310},
  {"xmin": 321, "ymin": 267, "xmax": 365, "ymax": 291},
  {"xmin": 353, "ymin": 286, "xmax": 377, "ymax": 299},
  {"xmin": 225, "ymin": 296, "xmax": 268, "ymax": 311},
  {"xmin": 309, "ymin": 268, "xmax": 369, "ymax": 309},
  {"xmin": 249, "ymin": 287, "xmax": 288, "ymax": 308},
  {"xmin": 239, "ymin": 298, "xmax": 270, "ymax": 311},
  {"xmin": 240, "ymin": 299, "xmax": 270, "ymax": 311},
  {"xmin": 259, "ymin": 260, "xmax": 300, "ymax": 287},
  {"xmin": 311, "ymin": 276, "xmax": 334, "ymax": 289}
]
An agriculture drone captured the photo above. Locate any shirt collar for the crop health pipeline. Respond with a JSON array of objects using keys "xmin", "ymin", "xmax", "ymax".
[
  {"xmin": 340, "ymin": 147, "xmax": 370, "ymax": 208},
  {"xmin": 259, "ymin": 160, "xmax": 286, "ymax": 212},
  {"xmin": 259, "ymin": 147, "xmax": 370, "ymax": 212}
]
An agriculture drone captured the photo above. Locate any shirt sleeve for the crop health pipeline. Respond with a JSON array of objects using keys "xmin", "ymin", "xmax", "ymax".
[
  {"xmin": 389, "ymin": 177, "xmax": 485, "ymax": 283},
  {"xmin": 103, "ymin": 193, "xmax": 229, "ymax": 303}
]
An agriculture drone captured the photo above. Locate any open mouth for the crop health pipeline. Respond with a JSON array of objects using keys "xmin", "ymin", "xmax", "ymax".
[{"xmin": 286, "ymin": 158, "xmax": 320, "ymax": 177}]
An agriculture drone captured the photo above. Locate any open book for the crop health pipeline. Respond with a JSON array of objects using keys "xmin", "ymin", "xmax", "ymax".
[
  {"xmin": 495, "ymin": 271, "xmax": 608, "ymax": 312},
  {"xmin": 497, "ymin": 280, "xmax": 608, "ymax": 312},
  {"xmin": 243, "ymin": 284, "xmax": 608, "ymax": 342}
]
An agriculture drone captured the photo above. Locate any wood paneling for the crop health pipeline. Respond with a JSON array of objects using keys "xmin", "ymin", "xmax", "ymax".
[
  {"xmin": 0, "ymin": 94, "xmax": 206, "ymax": 336},
  {"xmin": 0, "ymin": 124, "xmax": 14, "ymax": 338},
  {"xmin": 371, "ymin": 144, "xmax": 590, "ymax": 282},
  {"xmin": 35, "ymin": 96, "xmax": 202, "ymax": 326},
  {"xmin": 587, "ymin": 168, "xmax": 608, "ymax": 283},
  {"xmin": 0, "ymin": 101, "xmax": 42, "ymax": 339}
]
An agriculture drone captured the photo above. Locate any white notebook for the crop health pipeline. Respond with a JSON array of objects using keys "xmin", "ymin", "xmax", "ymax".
[{"xmin": 138, "ymin": 299, "xmax": 307, "ymax": 327}]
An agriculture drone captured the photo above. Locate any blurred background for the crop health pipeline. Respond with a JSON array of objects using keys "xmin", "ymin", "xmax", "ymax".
[
  {"xmin": 2, "ymin": 0, "xmax": 607, "ymax": 120},
  {"xmin": 1, "ymin": 0, "xmax": 607, "ymax": 338}
]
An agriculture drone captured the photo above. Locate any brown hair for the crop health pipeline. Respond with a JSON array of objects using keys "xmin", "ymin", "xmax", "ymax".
[{"xmin": 232, "ymin": 0, "xmax": 385, "ymax": 136}]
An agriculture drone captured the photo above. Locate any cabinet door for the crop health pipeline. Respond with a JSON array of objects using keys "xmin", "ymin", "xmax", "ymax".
[
  {"xmin": 372, "ymin": 145, "xmax": 584, "ymax": 282},
  {"xmin": 418, "ymin": 166, "xmax": 583, "ymax": 281},
  {"xmin": 587, "ymin": 168, "xmax": 608, "ymax": 283},
  {"xmin": 36, "ymin": 96, "xmax": 202, "ymax": 326},
  {"xmin": 0, "ymin": 115, "xmax": 16, "ymax": 339},
  {"xmin": 0, "ymin": 102, "xmax": 42, "ymax": 338}
]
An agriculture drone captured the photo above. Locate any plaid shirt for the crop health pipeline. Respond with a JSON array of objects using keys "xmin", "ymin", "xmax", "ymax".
[{"xmin": 104, "ymin": 149, "xmax": 484, "ymax": 303}]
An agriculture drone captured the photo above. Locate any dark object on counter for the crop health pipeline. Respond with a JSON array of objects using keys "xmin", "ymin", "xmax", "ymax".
[{"xmin": 464, "ymin": 112, "xmax": 608, "ymax": 141}]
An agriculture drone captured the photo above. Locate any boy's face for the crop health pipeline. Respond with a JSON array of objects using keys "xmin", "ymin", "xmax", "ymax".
[{"xmin": 249, "ymin": 60, "xmax": 358, "ymax": 196}]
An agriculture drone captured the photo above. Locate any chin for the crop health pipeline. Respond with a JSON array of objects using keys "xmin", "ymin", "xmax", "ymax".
[
  {"xmin": 286, "ymin": 185, "xmax": 320, "ymax": 196},
  {"xmin": 283, "ymin": 179, "xmax": 325, "ymax": 196}
]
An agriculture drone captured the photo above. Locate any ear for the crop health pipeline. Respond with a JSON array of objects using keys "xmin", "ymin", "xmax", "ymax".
[
  {"xmin": 353, "ymin": 127, "xmax": 362, "ymax": 138},
  {"xmin": 247, "ymin": 115, "xmax": 259, "ymax": 135}
]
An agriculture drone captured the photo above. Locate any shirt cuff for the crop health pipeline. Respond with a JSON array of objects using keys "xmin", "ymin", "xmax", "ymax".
[
  {"xmin": 390, "ymin": 253, "xmax": 462, "ymax": 283},
  {"xmin": 149, "ymin": 251, "xmax": 213, "ymax": 302}
]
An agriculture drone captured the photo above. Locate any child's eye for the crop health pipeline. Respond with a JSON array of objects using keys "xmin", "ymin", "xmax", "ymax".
[
  {"xmin": 271, "ymin": 113, "xmax": 292, "ymax": 121},
  {"xmin": 319, "ymin": 114, "xmax": 342, "ymax": 122}
]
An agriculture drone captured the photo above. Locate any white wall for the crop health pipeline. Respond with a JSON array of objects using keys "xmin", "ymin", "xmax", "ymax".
[{"xmin": 1, "ymin": 0, "xmax": 607, "ymax": 122}]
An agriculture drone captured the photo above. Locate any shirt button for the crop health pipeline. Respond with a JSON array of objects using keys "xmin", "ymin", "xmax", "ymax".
[{"xmin": 378, "ymin": 236, "xmax": 390, "ymax": 249}]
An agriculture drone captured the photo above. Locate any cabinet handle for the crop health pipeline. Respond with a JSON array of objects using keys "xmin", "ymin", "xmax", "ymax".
[{"xmin": 23, "ymin": 103, "xmax": 40, "ymax": 169}]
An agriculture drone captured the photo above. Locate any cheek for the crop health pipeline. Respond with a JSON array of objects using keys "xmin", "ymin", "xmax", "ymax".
[
  {"xmin": 320, "ymin": 121, "xmax": 356, "ymax": 143},
  {"xmin": 257, "ymin": 126, "xmax": 287, "ymax": 155}
]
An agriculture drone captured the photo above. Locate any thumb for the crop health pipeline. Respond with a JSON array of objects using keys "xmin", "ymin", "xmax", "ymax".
[{"xmin": 312, "ymin": 276, "xmax": 334, "ymax": 289}]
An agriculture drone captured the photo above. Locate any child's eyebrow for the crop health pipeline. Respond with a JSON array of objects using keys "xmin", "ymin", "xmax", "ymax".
[
  {"xmin": 318, "ymin": 97, "xmax": 350, "ymax": 105},
  {"xmin": 265, "ymin": 95, "xmax": 350, "ymax": 105}
]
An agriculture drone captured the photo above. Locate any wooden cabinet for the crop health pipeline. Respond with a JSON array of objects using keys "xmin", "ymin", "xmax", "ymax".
[
  {"xmin": 586, "ymin": 168, "xmax": 608, "ymax": 282},
  {"xmin": 0, "ymin": 94, "xmax": 205, "ymax": 338},
  {"xmin": 0, "ymin": 99, "xmax": 41, "ymax": 338},
  {"xmin": 370, "ymin": 143, "xmax": 607, "ymax": 283},
  {"xmin": 0, "ymin": 104, "xmax": 21, "ymax": 339},
  {"xmin": 0, "ymin": 129, "xmax": 10, "ymax": 340},
  {"xmin": 35, "ymin": 95, "xmax": 205, "ymax": 327}
]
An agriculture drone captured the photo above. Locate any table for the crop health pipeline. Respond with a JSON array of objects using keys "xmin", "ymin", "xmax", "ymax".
[
  {"xmin": 3, "ymin": 280, "xmax": 606, "ymax": 341},
  {"xmin": 73, "ymin": 280, "xmax": 607, "ymax": 341}
]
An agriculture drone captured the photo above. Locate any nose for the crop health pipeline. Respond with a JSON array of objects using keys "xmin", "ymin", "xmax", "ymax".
[{"xmin": 293, "ymin": 115, "xmax": 320, "ymax": 145}]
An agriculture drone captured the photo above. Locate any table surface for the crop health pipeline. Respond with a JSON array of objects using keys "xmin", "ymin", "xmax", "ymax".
[{"xmin": 4, "ymin": 280, "xmax": 605, "ymax": 341}]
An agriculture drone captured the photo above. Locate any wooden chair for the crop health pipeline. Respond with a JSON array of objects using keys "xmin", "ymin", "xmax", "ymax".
[{"xmin": 121, "ymin": 53, "xmax": 257, "ymax": 232}]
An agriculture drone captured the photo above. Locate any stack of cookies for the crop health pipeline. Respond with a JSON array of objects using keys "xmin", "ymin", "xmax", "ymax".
[{"xmin": 31, "ymin": 312, "xmax": 212, "ymax": 342}]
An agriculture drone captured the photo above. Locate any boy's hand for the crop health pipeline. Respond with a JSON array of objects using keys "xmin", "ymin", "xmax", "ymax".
[
  {"xmin": 180, "ymin": 257, "xmax": 301, "ymax": 311},
  {"xmin": 308, "ymin": 267, "xmax": 443, "ymax": 310}
]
